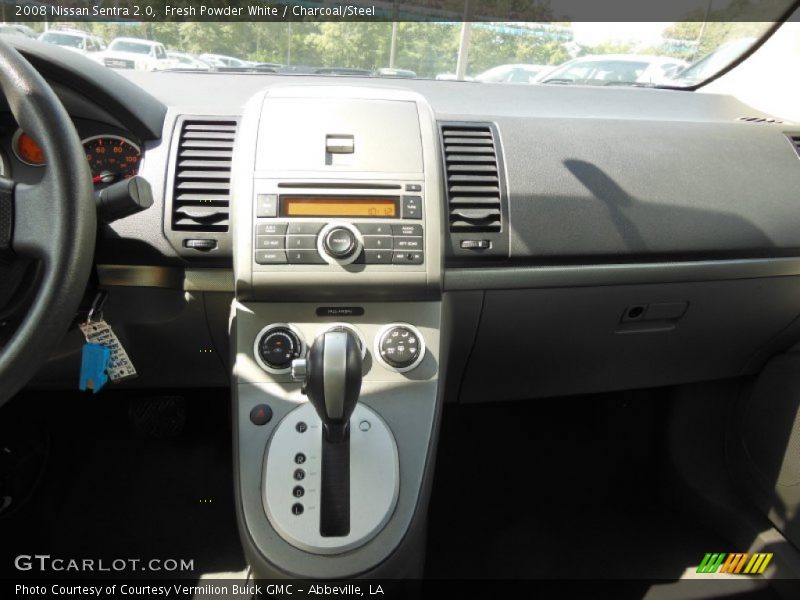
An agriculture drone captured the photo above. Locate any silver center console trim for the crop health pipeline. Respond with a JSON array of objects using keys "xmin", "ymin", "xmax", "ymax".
[
  {"xmin": 230, "ymin": 82, "xmax": 444, "ymax": 578},
  {"xmin": 263, "ymin": 402, "xmax": 400, "ymax": 555},
  {"xmin": 231, "ymin": 85, "xmax": 443, "ymax": 301}
]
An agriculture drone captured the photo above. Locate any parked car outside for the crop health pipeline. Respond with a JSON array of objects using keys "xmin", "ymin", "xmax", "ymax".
[
  {"xmin": 167, "ymin": 51, "xmax": 213, "ymax": 71},
  {"xmin": 38, "ymin": 29, "xmax": 104, "ymax": 55},
  {"xmin": 96, "ymin": 37, "xmax": 175, "ymax": 71},
  {"xmin": 475, "ymin": 63, "xmax": 554, "ymax": 83},
  {"xmin": 538, "ymin": 54, "xmax": 688, "ymax": 86}
]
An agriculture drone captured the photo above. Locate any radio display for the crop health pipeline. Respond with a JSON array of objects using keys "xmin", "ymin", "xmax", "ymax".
[{"xmin": 281, "ymin": 196, "xmax": 398, "ymax": 218}]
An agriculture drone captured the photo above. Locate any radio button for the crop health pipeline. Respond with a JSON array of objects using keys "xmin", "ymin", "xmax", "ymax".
[
  {"xmin": 364, "ymin": 250, "xmax": 393, "ymax": 264},
  {"xmin": 256, "ymin": 235, "xmax": 284, "ymax": 250},
  {"xmin": 402, "ymin": 196, "xmax": 422, "ymax": 220},
  {"xmin": 286, "ymin": 235, "xmax": 317, "ymax": 250},
  {"xmin": 287, "ymin": 222, "xmax": 324, "ymax": 235},
  {"xmin": 287, "ymin": 250, "xmax": 326, "ymax": 264},
  {"xmin": 405, "ymin": 183, "xmax": 422, "ymax": 192},
  {"xmin": 392, "ymin": 251, "xmax": 424, "ymax": 265},
  {"xmin": 394, "ymin": 236, "xmax": 422, "ymax": 250},
  {"xmin": 363, "ymin": 235, "xmax": 393, "ymax": 250},
  {"xmin": 256, "ymin": 222, "xmax": 288, "ymax": 236},
  {"xmin": 391, "ymin": 224, "xmax": 423, "ymax": 237},
  {"xmin": 255, "ymin": 250, "xmax": 287, "ymax": 264},
  {"xmin": 256, "ymin": 194, "xmax": 278, "ymax": 218},
  {"xmin": 356, "ymin": 223, "xmax": 392, "ymax": 236}
]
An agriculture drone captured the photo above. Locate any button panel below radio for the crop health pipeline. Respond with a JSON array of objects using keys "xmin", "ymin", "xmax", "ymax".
[{"xmin": 254, "ymin": 221, "xmax": 424, "ymax": 266}]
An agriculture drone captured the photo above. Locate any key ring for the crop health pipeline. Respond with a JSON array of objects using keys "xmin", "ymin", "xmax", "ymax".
[{"xmin": 86, "ymin": 290, "xmax": 109, "ymax": 324}]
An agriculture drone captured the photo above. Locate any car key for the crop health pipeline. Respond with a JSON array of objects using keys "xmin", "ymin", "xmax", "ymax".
[
  {"xmin": 79, "ymin": 343, "xmax": 110, "ymax": 394},
  {"xmin": 78, "ymin": 292, "xmax": 137, "ymax": 385}
]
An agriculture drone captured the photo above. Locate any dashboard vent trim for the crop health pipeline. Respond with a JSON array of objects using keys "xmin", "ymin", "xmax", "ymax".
[
  {"xmin": 789, "ymin": 135, "xmax": 800, "ymax": 158},
  {"xmin": 170, "ymin": 118, "xmax": 238, "ymax": 232},
  {"xmin": 441, "ymin": 123, "xmax": 502, "ymax": 233},
  {"xmin": 738, "ymin": 116, "xmax": 783, "ymax": 124},
  {"xmin": 439, "ymin": 121, "xmax": 509, "ymax": 261}
]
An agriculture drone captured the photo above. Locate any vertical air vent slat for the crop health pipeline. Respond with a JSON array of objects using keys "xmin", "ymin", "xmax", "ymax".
[
  {"xmin": 441, "ymin": 123, "xmax": 503, "ymax": 234},
  {"xmin": 170, "ymin": 118, "xmax": 238, "ymax": 233}
]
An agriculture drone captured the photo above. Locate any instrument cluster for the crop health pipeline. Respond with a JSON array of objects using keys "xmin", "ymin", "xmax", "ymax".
[{"xmin": 0, "ymin": 118, "xmax": 143, "ymax": 190}]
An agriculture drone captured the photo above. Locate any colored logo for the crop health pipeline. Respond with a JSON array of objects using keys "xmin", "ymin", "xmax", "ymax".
[{"xmin": 697, "ymin": 552, "xmax": 773, "ymax": 575}]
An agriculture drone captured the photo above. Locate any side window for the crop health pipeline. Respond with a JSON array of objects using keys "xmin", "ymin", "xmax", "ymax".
[
  {"xmin": 508, "ymin": 69, "xmax": 535, "ymax": 83},
  {"xmin": 560, "ymin": 64, "xmax": 592, "ymax": 81},
  {"xmin": 155, "ymin": 45, "xmax": 167, "ymax": 59}
]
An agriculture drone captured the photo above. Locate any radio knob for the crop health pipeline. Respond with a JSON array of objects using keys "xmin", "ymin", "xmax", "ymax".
[{"xmin": 323, "ymin": 227, "xmax": 357, "ymax": 259}]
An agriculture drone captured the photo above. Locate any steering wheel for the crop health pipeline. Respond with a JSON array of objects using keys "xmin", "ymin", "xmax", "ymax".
[{"xmin": 0, "ymin": 39, "xmax": 96, "ymax": 408}]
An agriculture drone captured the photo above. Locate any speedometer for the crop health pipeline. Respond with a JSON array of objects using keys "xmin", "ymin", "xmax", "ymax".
[{"xmin": 82, "ymin": 135, "xmax": 142, "ymax": 188}]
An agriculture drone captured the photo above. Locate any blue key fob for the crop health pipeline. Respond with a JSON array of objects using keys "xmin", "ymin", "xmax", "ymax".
[{"xmin": 79, "ymin": 343, "xmax": 110, "ymax": 393}]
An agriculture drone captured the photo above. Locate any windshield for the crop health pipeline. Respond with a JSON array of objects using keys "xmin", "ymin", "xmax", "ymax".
[
  {"xmin": 20, "ymin": 12, "xmax": 792, "ymax": 88},
  {"xmin": 670, "ymin": 37, "xmax": 757, "ymax": 85}
]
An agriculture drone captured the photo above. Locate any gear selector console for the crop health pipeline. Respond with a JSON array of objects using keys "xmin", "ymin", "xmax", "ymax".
[
  {"xmin": 263, "ymin": 330, "xmax": 401, "ymax": 552},
  {"xmin": 230, "ymin": 85, "xmax": 444, "ymax": 578}
]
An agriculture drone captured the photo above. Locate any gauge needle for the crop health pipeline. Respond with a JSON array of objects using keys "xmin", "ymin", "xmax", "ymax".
[{"xmin": 93, "ymin": 171, "xmax": 115, "ymax": 184}]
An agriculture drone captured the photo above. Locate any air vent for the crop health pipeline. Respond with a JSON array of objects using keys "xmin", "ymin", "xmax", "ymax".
[
  {"xmin": 170, "ymin": 119, "xmax": 237, "ymax": 232},
  {"xmin": 439, "ymin": 122, "xmax": 508, "ymax": 261},
  {"xmin": 789, "ymin": 135, "xmax": 800, "ymax": 158},
  {"xmin": 441, "ymin": 124, "xmax": 502, "ymax": 233},
  {"xmin": 738, "ymin": 116, "xmax": 783, "ymax": 124}
]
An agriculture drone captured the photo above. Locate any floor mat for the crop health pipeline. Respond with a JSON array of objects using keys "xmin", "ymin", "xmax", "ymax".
[
  {"xmin": 425, "ymin": 391, "xmax": 730, "ymax": 580},
  {"xmin": 0, "ymin": 389, "xmax": 245, "ymax": 579}
]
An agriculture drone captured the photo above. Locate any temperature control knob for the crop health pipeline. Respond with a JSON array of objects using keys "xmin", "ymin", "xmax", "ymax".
[
  {"xmin": 255, "ymin": 324, "xmax": 305, "ymax": 373},
  {"xmin": 375, "ymin": 324, "xmax": 426, "ymax": 373}
]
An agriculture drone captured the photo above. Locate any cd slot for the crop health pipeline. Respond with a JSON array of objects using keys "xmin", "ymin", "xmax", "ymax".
[{"xmin": 277, "ymin": 182, "xmax": 402, "ymax": 190}]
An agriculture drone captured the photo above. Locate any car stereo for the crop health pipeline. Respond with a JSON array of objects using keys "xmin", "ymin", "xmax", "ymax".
[
  {"xmin": 253, "ymin": 188, "xmax": 424, "ymax": 267},
  {"xmin": 231, "ymin": 85, "xmax": 442, "ymax": 299}
]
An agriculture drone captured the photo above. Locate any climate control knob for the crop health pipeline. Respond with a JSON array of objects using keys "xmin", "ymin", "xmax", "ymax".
[
  {"xmin": 254, "ymin": 324, "xmax": 306, "ymax": 373},
  {"xmin": 375, "ymin": 323, "xmax": 426, "ymax": 373}
]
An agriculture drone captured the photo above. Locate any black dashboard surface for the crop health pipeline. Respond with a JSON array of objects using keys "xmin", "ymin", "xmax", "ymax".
[{"xmin": 123, "ymin": 70, "xmax": 800, "ymax": 265}]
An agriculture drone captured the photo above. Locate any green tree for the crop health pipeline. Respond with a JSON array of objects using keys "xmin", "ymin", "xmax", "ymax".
[{"xmin": 304, "ymin": 22, "xmax": 392, "ymax": 69}]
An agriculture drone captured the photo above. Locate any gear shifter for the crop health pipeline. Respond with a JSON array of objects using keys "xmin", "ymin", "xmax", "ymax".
[
  {"xmin": 292, "ymin": 330, "xmax": 362, "ymax": 537},
  {"xmin": 297, "ymin": 330, "xmax": 362, "ymax": 443}
]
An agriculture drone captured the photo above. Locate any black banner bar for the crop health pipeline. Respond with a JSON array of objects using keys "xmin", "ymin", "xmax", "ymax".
[
  {"xmin": 4, "ymin": 578, "xmax": 799, "ymax": 600},
  {"xmin": 2, "ymin": 0, "xmax": 799, "ymax": 23}
]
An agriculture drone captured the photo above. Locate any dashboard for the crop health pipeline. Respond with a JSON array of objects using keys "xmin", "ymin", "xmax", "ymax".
[{"xmin": 5, "ymin": 36, "xmax": 800, "ymax": 407}]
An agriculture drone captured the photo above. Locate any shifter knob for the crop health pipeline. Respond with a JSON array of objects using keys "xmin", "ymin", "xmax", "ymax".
[{"xmin": 303, "ymin": 330, "xmax": 362, "ymax": 443}]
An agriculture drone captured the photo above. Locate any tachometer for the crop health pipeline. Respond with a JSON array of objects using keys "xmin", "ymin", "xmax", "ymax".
[
  {"xmin": 82, "ymin": 135, "xmax": 142, "ymax": 188},
  {"xmin": 12, "ymin": 130, "xmax": 45, "ymax": 166}
]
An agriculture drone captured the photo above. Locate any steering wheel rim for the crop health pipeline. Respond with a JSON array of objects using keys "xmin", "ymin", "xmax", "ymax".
[{"xmin": 0, "ymin": 38, "xmax": 96, "ymax": 407}]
